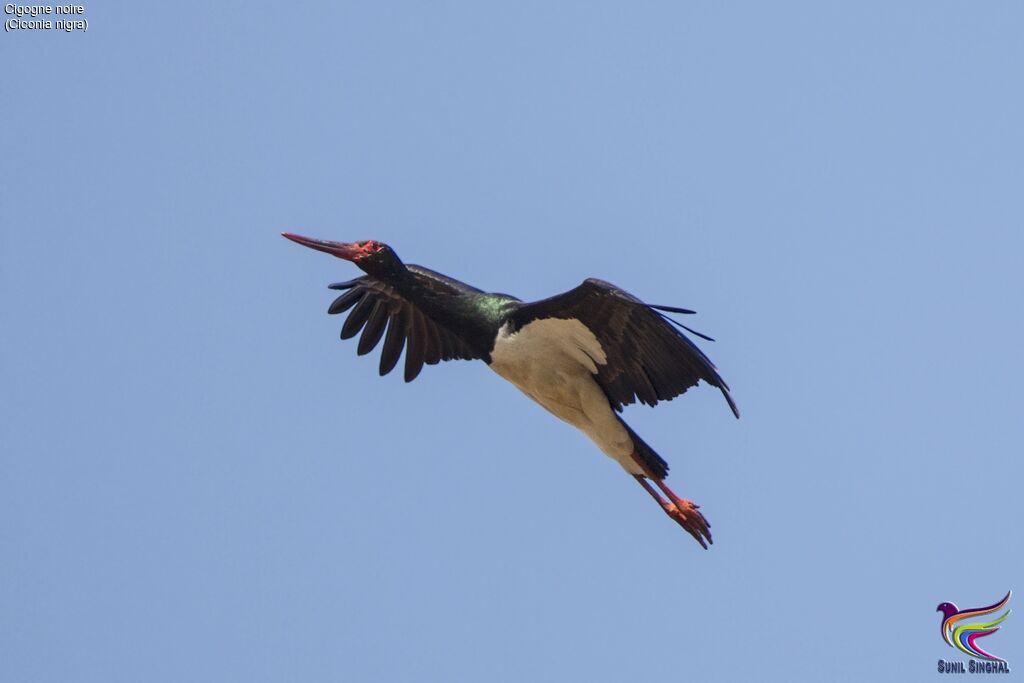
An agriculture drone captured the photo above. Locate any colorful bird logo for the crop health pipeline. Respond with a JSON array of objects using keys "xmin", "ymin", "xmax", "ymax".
[{"xmin": 936, "ymin": 591, "xmax": 1012, "ymax": 662}]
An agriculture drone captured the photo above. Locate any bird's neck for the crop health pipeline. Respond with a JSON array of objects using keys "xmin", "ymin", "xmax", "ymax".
[{"xmin": 394, "ymin": 272, "xmax": 512, "ymax": 356}]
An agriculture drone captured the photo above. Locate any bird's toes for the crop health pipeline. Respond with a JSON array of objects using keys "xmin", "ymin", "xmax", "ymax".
[{"xmin": 663, "ymin": 500, "xmax": 712, "ymax": 548}]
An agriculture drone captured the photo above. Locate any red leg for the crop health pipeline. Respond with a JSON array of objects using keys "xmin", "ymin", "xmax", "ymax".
[{"xmin": 630, "ymin": 453, "xmax": 712, "ymax": 548}]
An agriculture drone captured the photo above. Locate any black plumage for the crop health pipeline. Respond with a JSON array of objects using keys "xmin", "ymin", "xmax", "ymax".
[
  {"xmin": 509, "ymin": 278, "xmax": 739, "ymax": 418},
  {"xmin": 285, "ymin": 234, "xmax": 738, "ymax": 547},
  {"xmin": 326, "ymin": 273, "xmax": 738, "ymax": 421},
  {"xmin": 326, "ymin": 266, "xmax": 484, "ymax": 383}
]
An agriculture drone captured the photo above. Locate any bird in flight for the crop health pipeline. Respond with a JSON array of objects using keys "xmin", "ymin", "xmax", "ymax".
[
  {"xmin": 937, "ymin": 591, "xmax": 1012, "ymax": 662},
  {"xmin": 283, "ymin": 234, "xmax": 739, "ymax": 547}
]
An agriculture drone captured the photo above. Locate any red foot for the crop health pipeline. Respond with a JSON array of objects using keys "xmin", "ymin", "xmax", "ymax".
[
  {"xmin": 660, "ymin": 498, "xmax": 712, "ymax": 549},
  {"xmin": 631, "ymin": 470, "xmax": 713, "ymax": 548}
]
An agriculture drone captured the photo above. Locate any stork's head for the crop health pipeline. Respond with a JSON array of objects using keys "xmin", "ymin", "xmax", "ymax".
[{"xmin": 282, "ymin": 233, "xmax": 404, "ymax": 278}]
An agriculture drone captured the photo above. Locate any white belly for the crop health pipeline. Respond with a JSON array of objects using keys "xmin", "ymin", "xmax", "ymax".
[{"xmin": 489, "ymin": 319, "xmax": 640, "ymax": 474}]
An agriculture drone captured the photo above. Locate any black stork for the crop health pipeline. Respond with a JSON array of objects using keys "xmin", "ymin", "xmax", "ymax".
[{"xmin": 283, "ymin": 234, "xmax": 739, "ymax": 547}]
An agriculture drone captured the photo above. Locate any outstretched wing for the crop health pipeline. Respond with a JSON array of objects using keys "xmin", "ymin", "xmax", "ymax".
[
  {"xmin": 510, "ymin": 278, "xmax": 739, "ymax": 417},
  {"xmin": 945, "ymin": 591, "xmax": 1013, "ymax": 661},
  {"xmin": 952, "ymin": 611, "xmax": 1011, "ymax": 661},
  {"xmin": 326, "ymin": 265, "xmax": 484, "ymax": 382}
]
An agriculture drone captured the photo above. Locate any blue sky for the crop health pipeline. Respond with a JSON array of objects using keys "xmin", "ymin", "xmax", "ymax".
[{"xmin": 2, "ymin": 2, "xmax": 1021, "ymax": 681}]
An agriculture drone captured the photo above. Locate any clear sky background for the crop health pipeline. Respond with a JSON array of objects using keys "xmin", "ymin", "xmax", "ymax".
[{"xmin": 2, "ymin": 3, "xmax": 1021, "ymax": 681}]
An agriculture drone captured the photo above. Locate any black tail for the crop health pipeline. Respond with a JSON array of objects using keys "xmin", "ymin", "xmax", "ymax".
[{"xmin": 620, "ymin": 419, "xmax": 669, "ymax": 480}]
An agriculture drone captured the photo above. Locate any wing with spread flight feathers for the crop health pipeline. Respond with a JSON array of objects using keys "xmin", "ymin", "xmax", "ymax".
[
  {"xmin": 326, "ymin": 265, "xmax": 484, "ymax": 382},
  {"xmin": 510, "ymin": 278, "xmax": 739, "ymax": 417}
]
